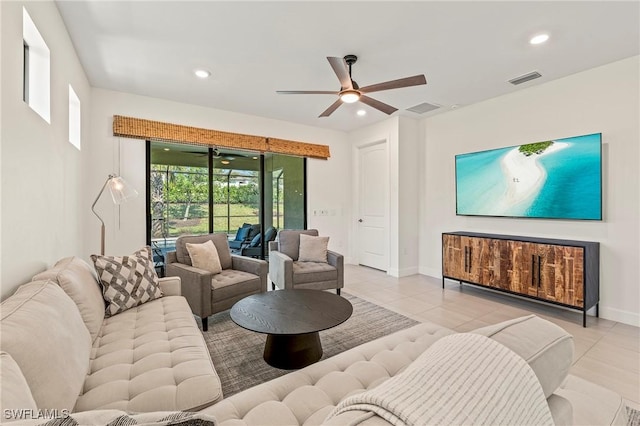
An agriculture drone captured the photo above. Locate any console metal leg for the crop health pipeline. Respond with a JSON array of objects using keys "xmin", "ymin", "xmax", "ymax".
[{"xmin": 202, "ymin": 317, "xmax": 208, "ymax": 332}]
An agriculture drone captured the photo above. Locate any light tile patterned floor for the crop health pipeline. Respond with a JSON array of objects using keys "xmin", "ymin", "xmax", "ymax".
[{"xmin": 343, "ymin": 264, "xmax": 640, "ymax": 406}]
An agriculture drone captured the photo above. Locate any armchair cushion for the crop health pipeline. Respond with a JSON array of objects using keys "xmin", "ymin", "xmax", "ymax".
[
  {"xmin": 91, "ymin": 246, "xmax": 163, "ymax": 317},
  {"xmin": 293, "ymin": 262, "xmax": 337, "ymax": 284},
  {"xmin": 277, "ymin": 229, "xmax": 319, "ymax": 261},
  {"xmin": 298, "ymin": 234, "xmax": 329, "ymax": 263},
  {"xmin": 176, "ymin": 234, "xmax": 232, "ymax": 270},
  {"xmin": 186, "ymin": 240, "xmax": 222, "ymax": 274},
  {"xmin": 212, "ymin": 270, "xmax": 262, "ymax": 299}
]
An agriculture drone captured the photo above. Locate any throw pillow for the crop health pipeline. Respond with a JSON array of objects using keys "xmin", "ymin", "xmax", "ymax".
[
  {"xmin": 91, "ymin": 246, "xmax": 163, "ymax": 317},
  {"xmin": 298, "ymin": 234, "xmax": 329, "ymax": 263},
  {"xmin": 186, "ymin": 240, "xmax": 222, "ymax": 274},
  {"xmin": 249, "ymin": 232, "xmax": 262, "ymax": 247},
  {"xmin": 235, "ymin": 225, "xmax": 251, "ymax": 242}
]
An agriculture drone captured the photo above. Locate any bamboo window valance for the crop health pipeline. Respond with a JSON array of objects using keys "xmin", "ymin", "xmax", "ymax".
[{"xmin": 112, "ymin": 115, "xmax": 330, "ymax": 159}]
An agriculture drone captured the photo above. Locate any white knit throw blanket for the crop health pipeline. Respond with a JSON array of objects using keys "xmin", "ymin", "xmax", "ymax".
[{"xmin": 325, "ymin": 333, "xmax": 554, "ymax": 426}]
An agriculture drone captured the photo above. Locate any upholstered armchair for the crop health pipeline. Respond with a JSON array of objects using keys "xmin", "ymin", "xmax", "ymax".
[
  {"xmin": 268, "ymin": 229, "xmax": 344, "ymax": 294},
  {"xmin": 166, "ymin": 233, "xmax": 267, "ymax": 331}
]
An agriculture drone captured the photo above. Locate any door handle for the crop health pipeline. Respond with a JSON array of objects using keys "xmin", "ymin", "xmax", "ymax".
[
  {"xmin": 537, "ymin": 255, "xmax": 542, "ymax": 287},
  {"xmin": 464, "ymin": 246, "xmax": 468, "ymax": 272},
  {"xmin": 358, "ymin": 219, "xmax": 363, "ymax": 223},
  {"xmin": 531, "ymin": 255, "xmax": 535, "ymax": 286}
]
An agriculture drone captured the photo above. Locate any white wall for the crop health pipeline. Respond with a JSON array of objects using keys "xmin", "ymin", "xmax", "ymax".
[
  {"xmin": 1, "ymin": 0, "xmax": 91, "ymax": 299},
  {"xmin": 419, "ymin": 56, "xmax": 640, "ymax": 326},
  {"xmin": 86, "ymin": 89, "xmax": 351, "ymax": 259}
]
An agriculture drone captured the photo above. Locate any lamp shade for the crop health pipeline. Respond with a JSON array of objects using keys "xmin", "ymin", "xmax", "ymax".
[
  {"xmin": 107, "ymin": 175, "xmax": 138, "ymax": 204},
  {"xmin": 92, "ymin": 173, "xmax": 138, "ymax": 255}
]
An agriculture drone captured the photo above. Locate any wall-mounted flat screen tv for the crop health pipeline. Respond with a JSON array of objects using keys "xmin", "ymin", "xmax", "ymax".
[{"xmin": 455, "ymin": 133, "xmax": 602, "ymax": 220}]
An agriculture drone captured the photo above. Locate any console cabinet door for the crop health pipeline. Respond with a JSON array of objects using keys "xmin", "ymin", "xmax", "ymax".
[
  {"xmin": 537, "ymin": 244, "xmax": 585, "ymax": 308},
  {"xmin": 443, "ymin": 235, "xmax": 497, "ymax": 285},
  {"xmin": 479, "ymin": 239, "xmax": 509, "ymax": 289},
  {"xmin": 442, "ymin": 234, "xmax": 467, "ymax": 280}
]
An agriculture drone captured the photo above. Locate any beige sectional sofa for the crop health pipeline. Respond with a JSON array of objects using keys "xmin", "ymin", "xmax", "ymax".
[
  {"xmin": 0, "ymin": 255, "xmax": 630, "ymax": 425},
  {"xmin": 200, "ymin": 315, "xmax": 628, "ymax": 425},
  {"xmin": 1, "ymin": 257, "xmax": 222, "ymax": 422}
]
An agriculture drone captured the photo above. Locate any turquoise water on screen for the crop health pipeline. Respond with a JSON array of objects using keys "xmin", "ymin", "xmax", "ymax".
[{"xmin": 455, "ymin": 133, "xmax": 601, "ymax": 220}]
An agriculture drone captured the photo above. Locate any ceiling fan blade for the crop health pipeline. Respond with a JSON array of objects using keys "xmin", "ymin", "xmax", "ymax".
[
  {"xmin": 359, "ymin": 74, "xmax": 427, "ymax": 94},
  {"xmin": 319, "ymin": 99, "xmax": 343, "ymax": 117},
  {"xmin": 277, "ymin": 90, "xmax": 339, "ymax": 95},
  {"xmin": 359, "ymin": 95, "xmax": 398, "ymax": 115},
  {"xmin": 327, "ymin": 57, "xmax": 353, "ymax": 90}
]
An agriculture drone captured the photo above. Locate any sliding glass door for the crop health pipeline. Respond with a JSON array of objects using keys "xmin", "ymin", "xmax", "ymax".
[{"xmin": 147, "ymin": 142, "xmax": 306, "ymax": 268}]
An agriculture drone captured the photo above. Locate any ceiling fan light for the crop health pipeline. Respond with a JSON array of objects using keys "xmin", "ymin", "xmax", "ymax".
[{"xmin": 340, "ymin": 90, "xmax": 360, "ymax": 104}]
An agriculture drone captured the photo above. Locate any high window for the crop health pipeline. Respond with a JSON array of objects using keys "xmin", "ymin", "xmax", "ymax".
[{"xmin": 23, "ymin": 7, "xmax": 50, "ymax": 123}]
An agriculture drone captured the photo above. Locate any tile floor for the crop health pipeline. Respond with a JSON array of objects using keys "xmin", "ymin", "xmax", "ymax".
[{"xmin": 342, "ymin": 264, "xmax": 640, "ymax": 407}]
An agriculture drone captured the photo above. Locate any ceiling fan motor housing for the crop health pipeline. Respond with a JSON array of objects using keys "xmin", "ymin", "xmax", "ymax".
[{"xmin": 344, "ymin": 54, "xmax": 358, "ymax": 66}]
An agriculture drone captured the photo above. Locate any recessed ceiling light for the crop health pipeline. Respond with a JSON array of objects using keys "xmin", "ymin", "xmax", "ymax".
[
  {"xmin": 252, "ymin": 156, "xmax": 258, "ymax": 160},
  {"xmin": 357, "ymin": 109, "xmax": 366, "ymax": 116},
  {"xmin": 194, "ymin": 69, "xmax": 211, "ymax": 79},
  {"xmin": 220, "ymin": 160, "xmax": 230, "ymax": 165},
  {"xmin": 163, "ymin": 148, "xmax": 170, "ymax": 151},
  {"xmin": 530, "ymin": 34, "xmax": 550, "ymax": 45}
]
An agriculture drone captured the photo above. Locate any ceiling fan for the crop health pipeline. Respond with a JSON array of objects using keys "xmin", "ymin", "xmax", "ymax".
[{"xmin": 277, "ymin": 55, "xmax": 427, "ymax": 117}]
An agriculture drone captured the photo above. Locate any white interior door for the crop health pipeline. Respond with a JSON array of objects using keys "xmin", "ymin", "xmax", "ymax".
[{"xmin": 358, "ymin": 142, "xmax": 388, "ymax": 271}]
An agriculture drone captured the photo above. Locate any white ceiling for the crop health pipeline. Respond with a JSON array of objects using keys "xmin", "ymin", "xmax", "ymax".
[{"xmin": 55, "ymin": 1, "xmax": 640, "ymax": 132}]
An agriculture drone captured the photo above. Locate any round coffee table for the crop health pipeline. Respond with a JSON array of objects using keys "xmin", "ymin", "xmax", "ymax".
[{"xmin": 230, "ymin": 289, "xmax": 353, "ymax": 369}]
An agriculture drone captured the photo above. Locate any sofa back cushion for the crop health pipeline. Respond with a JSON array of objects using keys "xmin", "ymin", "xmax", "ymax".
[
  {"xmin": 0, "ymin": 280, "xmax": 91, "ymax": 411},
  {"xmin": 277, "ymin": 229, "xmax": 319, "ymax": 261},
  {"xmin": 472, "ymin": 314, "xmax": 574, "ymax": 398},
  {"xmin": 32, "ymin": 256, "xmax": 105, "ymax": 342},
  {"xmin": 1, "ymin": 352, "xmax": 38, "ymax": 423},
  {"xmin": 175, "ymin": 233, "xmax": 231, "ymax": 270}
]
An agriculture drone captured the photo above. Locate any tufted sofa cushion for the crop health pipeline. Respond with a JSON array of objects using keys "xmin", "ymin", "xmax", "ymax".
[
  {"xmin": 200, "ymin": 322, "xmax": 453, "ymax": 425},
  {"xmin": 0, "ymin": 281, "xmax": 91, "ymax": 411},
  {"xmin": 472, "ymin": 314, "xmax": 574, "ymax": 398},
  {"xmin": 74, "ymin": 296, "xmax": 222, "ymax": 413},
  {"xmin": 1, "ymin": 352, "xmax": 38, "ymax": 423},
  {"xmin": 32, "ymin": 256, "xmax": 105, "ymax": 342}
]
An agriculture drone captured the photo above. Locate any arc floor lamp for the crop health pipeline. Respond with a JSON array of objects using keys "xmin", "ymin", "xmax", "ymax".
[{"xmin": 91, "ymin": 174, "xmax": 138, "ymax": 255}]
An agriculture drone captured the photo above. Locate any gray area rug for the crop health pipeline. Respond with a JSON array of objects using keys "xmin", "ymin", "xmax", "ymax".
[{"xmin": 200, "ymin": 292, "xmax": 419, "ymax": 397}]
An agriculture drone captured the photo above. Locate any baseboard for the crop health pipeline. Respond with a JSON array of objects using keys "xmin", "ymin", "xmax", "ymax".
[
  {"xmin": 345, "ymin": 257, "xmax": 356, "ymax": 265},
  {"xmin": 386, "ymin": 266, "xmax": 419, "ymax": 278},
  {"xmin": 418, "ymin": 266, "xmax": 441, "ymax": 278},
  {"xmin": 599, "ymin": 306, "xmax": 640, "ymax": 327}
]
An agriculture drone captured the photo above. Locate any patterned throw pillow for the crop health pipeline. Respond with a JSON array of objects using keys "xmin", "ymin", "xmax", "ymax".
[{"xmin": 91, "ymin": 246, "xmax": 163, "ymax": 317}]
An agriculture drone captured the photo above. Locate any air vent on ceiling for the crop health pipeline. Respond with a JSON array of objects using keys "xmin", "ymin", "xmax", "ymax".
[
  {"xmin": 406, "ymin": 102, "xmax": 440, "ymax": 114},
  {"xmin": 508, "ymin": 71, "xmax": 542, "ymax": 85}
]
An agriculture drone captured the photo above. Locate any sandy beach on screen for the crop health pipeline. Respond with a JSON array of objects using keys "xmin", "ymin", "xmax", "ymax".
[{"xmin": 495, "ymin": 142, "xmax": 569, "ymax": 213}]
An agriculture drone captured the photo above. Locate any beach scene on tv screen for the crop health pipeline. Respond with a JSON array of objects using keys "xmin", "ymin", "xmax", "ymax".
[{"xmin": 455, "ymin": 133, "xmax": 602, "ymax": 220}]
